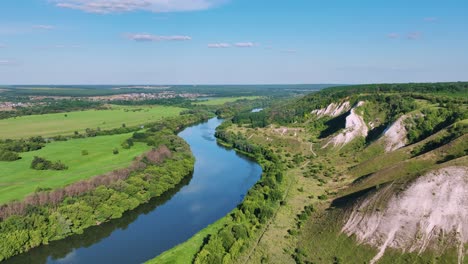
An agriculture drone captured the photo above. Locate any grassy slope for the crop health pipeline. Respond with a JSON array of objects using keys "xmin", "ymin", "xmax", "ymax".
[
  {"xmin": 0, "ymin": 105, "xmax": 183, "ymax": 139},
  {"xmin": 153, "ymin": 124, "xmax": 346, "ymax": 264},
  {"xmin": 218, "ymin": 95, "xmax": 466, "ymax": 263},
  {"xmin": 0, "ymin": 133, "xmax": 151, "ymax": 204},
  {"xmin": 294, "ymin": 124, "xmax": 468, "ymax": 264},
  {"xmin": 195, "ymin": 96, "xmax": 262, "ymax": 106},
  {"xmin": 149, "ymin": 89, "xmax": 465, "ymax": 263},
  {"xmin": 148, "ymin": 217, "xmax": 228, "ymax": 264},
  {"xmin": 298, "ymin": 157, "xmax": 467, "ymax": 264}
]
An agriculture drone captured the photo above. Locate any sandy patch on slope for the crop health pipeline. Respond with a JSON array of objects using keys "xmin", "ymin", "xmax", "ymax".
[
  {"xmin": 342, "ymin": 166, "xmax": 468, "ymax": 263},
  {"xmin": 312, "ymin": 101, "xmax": 350, "ymax": 117},
  {"xmin": 323, "ymin": 101, "xmax": 368, "ymax": 148},
  {"xmin": 381, "ymin": 115, "xmax": 408, "ymax": 152}
]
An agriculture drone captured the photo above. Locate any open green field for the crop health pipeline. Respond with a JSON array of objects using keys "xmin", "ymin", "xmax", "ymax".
[
  {"xmin": 0, "ymin": 133, "xmax": 151, "ymax": 204},
  {"xmin": 0, "ymin": 105, "xmax": 183, "ymax": 139},
  {"xmin": 194, "ymin": 96, "xmax": 262, "ymax": 106}
]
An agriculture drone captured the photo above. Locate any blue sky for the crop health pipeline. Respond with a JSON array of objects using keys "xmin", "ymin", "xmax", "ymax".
[{"xmin": 0, "ymin": 0, "xmax": 467, "ymax": 84}]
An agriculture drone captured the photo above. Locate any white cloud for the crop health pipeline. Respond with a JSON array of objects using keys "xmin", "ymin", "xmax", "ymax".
[
  {"xmin": 127, "ymin": 33, "xmax": 192, "ymax": 42},
  {"xmin": 54, "ymin": 45, "xmax": 81, "ymax": 48},
  {"xmin": 424, "ymin": 17, "xmax": 438, "ymax": 22},
  {"xmin": 53, "ymin": 0, "xmax": 226, "ymax": 14},
  {"xmin": 407, "ymin": 31, "xmax": 422, "ymax": 40},
  {"xmin": 0, "ymin": 59, "xmax": 18, "ymax": 66},
  {"xmin": 234, "ymin": 42, "xmax": 256, "ymax": 48},
  {"xmin": 33, "ymin": 24, "xmax": 55, "ymax": 30},
  {"xmin": 387, "ymin": 33, "xmax": 400, "ymax": 39},
  {"xmin": 207, "ymin": 43, "xmax": 230, "ymax": 48},
  {"xmin": 280, "ymin": 49, "xmax": 297, "ymax": 53},
  {"xmin": 206, "ymin": 42, "xmax": 260, "ymax": 49}
]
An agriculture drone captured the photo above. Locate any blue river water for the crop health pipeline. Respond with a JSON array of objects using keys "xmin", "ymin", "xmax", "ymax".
[{"xmin": 5, "ymin": 117, "xmax": 262, "ymax": 264}]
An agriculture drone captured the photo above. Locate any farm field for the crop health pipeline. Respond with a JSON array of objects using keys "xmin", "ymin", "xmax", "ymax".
[
  {"xmin": 0, "ymin": 133, "xmax": 151, "ymax": 204},
  {"xmin": 0, "ymin": 105, "xmax": 184, "ymax": 139},
  {"xmin": 194, "ymin": 96, "xmax": 262, "ymax": 105}
]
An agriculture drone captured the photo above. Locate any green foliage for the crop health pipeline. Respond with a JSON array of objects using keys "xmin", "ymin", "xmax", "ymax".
[
  {"xmin": 411, "ymin": 122, "xmax": 468, "ymax": 157},
  {"xmin": 406, "ymin": 106, "xmax": 467, "ymax": 144},
  {"xmin": 121, "ymin": 138, "xmax": 134, "ymax": 149},
  {"xmin": 0, "ymin": 111, "xmax": 213, "ymax": 261},
  {"xmin": 30, "ymin": 156, "xmax": 68, "ymax": 171},
  {"xmin": 0, "ymin": 105, "xmax": 184, "ymax": 139},
  {"xmin": 238, "ymin": 82, "xmax": 467, "ymax": 129},
  {"xmin": 0, "ymin": 100, "xmax": 103, "ymax": 120},
  {"xmin": 193, "ymin": 124, "xmax": 284, "ymax": 264},
  {"xmin": 0, "ymin": 150, "xmax": 20, "ymax": 161}
]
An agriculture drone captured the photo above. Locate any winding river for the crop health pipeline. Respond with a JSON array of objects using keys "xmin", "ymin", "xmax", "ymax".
[{"xmin": 5, "ymin": 117, "xmax": 262, "ymax": 264}]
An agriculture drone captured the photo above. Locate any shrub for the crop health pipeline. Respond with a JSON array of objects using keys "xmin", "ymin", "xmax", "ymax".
[
  {"xmin": 0, "ymin": 150, "xmax": 20, "ymax": 161},
  {"xmin": 81, "ymin": 150, "xmax": 89, "ymax": 156},
  {"xmin": 51, "ymin": 161, "xmax": 68, "ymax": 170},
  {"xmin": 317, "ymin": 194, "xmax": 328, "ymax": 200},
  {"xmin": 113, "ymin": 148, "xmax": 119, "ymax": 155},
  {"xmin": 121, "ymin": 139, "xmax": 134, "ymax": 149},
  {"xmin": 30, "ymin": 156, "xmax": 68, "ymax": 171}
]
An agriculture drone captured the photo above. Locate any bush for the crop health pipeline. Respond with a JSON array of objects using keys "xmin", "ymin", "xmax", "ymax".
[
  {"xmin": 121, "ymin": 139, "xmax": 134, "ymax": 149},
  {"xmin": 81, "ymin": 150, "xmax": 89, "ymax": 156},
  {"xmin": 0, "ymin": 150, "xmax": 20, "ymax": 161},
  {"xmin": 113, "ymin": 148, "xmax": 119, "ymax": 155},
  {"xmin": 30, "ymin": 156, "xmax": 68, "ymax": 171},
  {"xmin": 51, "ymin": 161, "xmax": 68, "ymax": 170},
  {"xmin": 317, "ymin": 194, "xmax": 328, "ymax": 200}
]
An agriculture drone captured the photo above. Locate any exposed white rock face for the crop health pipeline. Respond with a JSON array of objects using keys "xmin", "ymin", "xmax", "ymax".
[
  {"xmin": 342, "ymin": 166, "xmax": 468, "ymax": 264},
  {"xmin": 381, "ymin": 115, "xmax": 408, "ymax": 152},
  {"xmin": 323, "ymin": 101, "xmax": 368, "ymax": 148},
  {"xmin": 312, "ymin": 101, "xmax": 351, "ymax": 118}
]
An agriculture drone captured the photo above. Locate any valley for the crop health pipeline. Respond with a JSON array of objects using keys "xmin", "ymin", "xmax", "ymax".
[{"xmin": 0, "ymin": 83, "xmax": 466, "ymax": 264}]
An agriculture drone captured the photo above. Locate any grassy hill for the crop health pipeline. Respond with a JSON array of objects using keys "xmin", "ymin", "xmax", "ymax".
[{"xmin": 196, "ymin": 83, "xmax": 468, "ymax": 264}]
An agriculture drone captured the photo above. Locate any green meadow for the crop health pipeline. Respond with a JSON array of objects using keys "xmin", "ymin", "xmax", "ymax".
[
  {"xmin": 0, "ymin": 105, "xmax": 183, "ymax": 139},
  {"xmin": 0, "ymin": 133, "xmax": 151, "ymax": 204},
  {"xmin": 195, "ymin": 96, "xmax": 262, "ymax": 106}
]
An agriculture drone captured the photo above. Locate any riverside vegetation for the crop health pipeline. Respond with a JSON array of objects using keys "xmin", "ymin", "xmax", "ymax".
[
  {"xmin": 0, "ymin": 108, "xmax": 213, "ymax": 261},
  {"xmin": 152, "ymin": 82, "xmax": 467, "ymax": 264},
  {"xmin": 1, "ymin": 83, "xmax": 467, "ymax": 263}
]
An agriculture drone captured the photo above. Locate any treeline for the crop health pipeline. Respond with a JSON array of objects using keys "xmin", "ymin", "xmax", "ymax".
[
  {"xmin": 0, "ymin": 111, "xmax": 212, "ymax": 261},
  {"xmin": 193, "ymin": 121, "xmax": 284, "ymax": 264},
  {"xmin": 215, "ymin": 98, "xmax": 272, "ymax": 119},
  {"xmin": 322, "ymin": 82, "xmax": 468, "ymax": 97},
  {"xmin": 406, "ymin": 105, "xmax": 468, "ymax": 144},
  {"xmin": 0, "ymin": 100, "xmax": 104, "ymax": 120},
  {"xmin": 169, "ymin": 84, "xmax": 332, "ymax": 98},
  {"xmin": 0, "ymin": 137, "xmax": 46, "ymax": 161},
  {"xmin": 0, "ymin": 109, "xmax": 213, "ymax": 161},
  {"xmin": 111, "ymin": 97, "xmax": 193, "ymax": 108},
  {"xmin": 237, "ymin": 82, "xmax": 467, "ymax": 126},
  {"xmin": 411, "ymin": 122, "xmax": 468, "ymax": 157}
]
